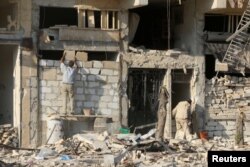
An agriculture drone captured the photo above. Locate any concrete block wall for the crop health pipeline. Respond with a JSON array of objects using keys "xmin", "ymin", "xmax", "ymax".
[
  {"xmin": 39, "ymin": 59, "xmax": 121, "ymax": 135},
  {"xmin": 205, "ymin": 75, "xmax": 250, "ymax": 139}
]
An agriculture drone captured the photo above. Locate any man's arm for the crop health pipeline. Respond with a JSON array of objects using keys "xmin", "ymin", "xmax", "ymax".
[
  {"xmin": 74, "ymin": 55, "xmax": 79, "ymax": 68},
  {"xmin": 61, "ymin": 52, "xmax": 66, "ymax": 64}
]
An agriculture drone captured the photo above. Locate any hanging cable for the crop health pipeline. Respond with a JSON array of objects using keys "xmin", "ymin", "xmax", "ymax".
[{"xmin": 167, "ymin": 0, "xmax": 171, "ymax": 49}]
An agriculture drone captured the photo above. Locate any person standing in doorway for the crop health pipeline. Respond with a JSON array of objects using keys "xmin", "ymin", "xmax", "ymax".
[
  {"xmin": 60, "ymin": 53, "xmax": 78, "ymax": 115},
  {"xmin": 172, "ymin": 99, "xmax": 193, "ymax": 141}
]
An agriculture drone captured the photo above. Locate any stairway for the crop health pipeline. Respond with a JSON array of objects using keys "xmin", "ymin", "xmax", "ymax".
[{"xmin": 223, "ymin": 1, "xmax": 250, "ymax": 70}]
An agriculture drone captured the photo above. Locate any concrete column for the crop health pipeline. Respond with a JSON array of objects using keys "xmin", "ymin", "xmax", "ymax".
[
  {"xmin": 164, "ymin": 69, "xmax": 172, "ymax": 139},
  {"xmin": 119, "ymin": 10, "xmax": 129, "ymax": 52}
]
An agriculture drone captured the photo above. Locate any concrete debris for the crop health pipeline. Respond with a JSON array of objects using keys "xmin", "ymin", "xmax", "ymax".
[
  {"xmin": 124, "ymin": 48, "xmax": 195, "ymax": 69},
  {"xmin": 1, "ymin": 129, "xmax": 250, "ymax": 166},
  {"xmin": 0, "ymin": 124, "xmax": 18, "ymax": 147}
]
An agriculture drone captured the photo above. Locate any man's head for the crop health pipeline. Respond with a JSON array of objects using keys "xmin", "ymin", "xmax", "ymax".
[{"xmin": 68, "ymin": 60, "xmax": 74, "ymax": 67}]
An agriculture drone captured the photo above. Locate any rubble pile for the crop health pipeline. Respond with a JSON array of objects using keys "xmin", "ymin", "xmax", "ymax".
[
  {"xmin": 124, "ymin": 47, "xmax": 196, "ymax": 69},
  {"xmin": 1, "ymin": 130, "xmax": 250, "ymax": 166},
  {"xmin": 0, "ymin": 124, "xmax": 18, "ymax": 147}
]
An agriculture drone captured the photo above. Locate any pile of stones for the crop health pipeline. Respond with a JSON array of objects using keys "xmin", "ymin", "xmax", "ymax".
[{"xmin": 0, "ymin": 124, "xmax": 18, "ymax": 147}]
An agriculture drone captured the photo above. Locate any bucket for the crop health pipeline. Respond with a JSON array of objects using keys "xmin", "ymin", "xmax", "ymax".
[
  {"xmin": 83, "ymin": 109, "xmax": 92, "ymax": 116},
  {"xmin": 199, "ymin": 131, "xmax": 208, "ymax": 140},
  {"xmin": 47, "ymin": 119, "xmax": 64, "ymax": 144}
]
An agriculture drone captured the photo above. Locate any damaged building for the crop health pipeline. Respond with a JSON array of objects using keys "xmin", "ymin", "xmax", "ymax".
[{"xmin": 0, "ymin": 0, "xmax": 250, "ymax": 151}]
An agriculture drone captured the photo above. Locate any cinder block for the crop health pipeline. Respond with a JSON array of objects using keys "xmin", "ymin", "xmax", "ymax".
[
  {"xmin": 102, "ymin": 61, "xmax": 120, "ymax": 70},
  {"xmin": 46, "ymin": 93, "xmax": 57, "ymax": 100},
  {"xmin": 89, "ymin": 68, "xmax": 100, "ymax": 75},
  {"xmin": 64, "ymin": 50, "xmax": 75, "ymax": 60},
  {"xmin": 205, "ymin": 126, "xmax": 215, "ymax": 131},
  {"xmin": 39, "ymin": 60, "xmax": 47, "ymax": 66},
  {"xmin": 114, "ymin": 70, "xmax": 119, "ymax": 75},
  {"xmin": 91, "ymin": 95, "xmax": 100, "ymax": 101},
  {"xmin": 42, "ymin": 69, "xmax": 57, "ymax": 80},
  {"xmin": 75, "ymin": 74, "xmax": 81, "ymax": 81},
  {"xmin": 76, "ymin": 101, "xmax": 83, "ymax": 107},
  {"xmin": 84, "ymin": 101, "xmax": 95, "ymax": 108},
  {"xmin": 80, "ymin": 68, "xmax": 89, "ymax": 75},
  {"xmin": 101, "ymin": 69, "xmax": 114, "ymax": 76},
  {"xmin": 227, "ymin": 121, "xmax": 235, "ymax": 126},
  {"xmin": 93, "ymin": 61, "xmax": 103, "ymax": 68},
  {"xmin": 50, "ymin": 87, "xmax": 60, "ymax": 93},
  {"xmin": 85, "ymin": 88, "xmax": 96, "ymax": 95},
  {"xmin": 88, "ymin": 82, "xmax": 99, "ymax": 88},
  {"xmin": 76, "ymin": 88, "xmax": 84, "ymax": 94},
  {"xmin": 109, "ymin": 89, "xmax": 115, "ymax": 96},
  {"xmin": 75, "ymin": 95, "xmax": 85, "ymax": 101},
  {"xmin": 108, "ymin": 76, "xmax": 119, "ymax": 83},
  {"xmin": 83, "ymin": 61, "xmax": 93, "ymax": 68},
  {"xmin": 76, "ymin": 51, "xmax": 88, "ymax": 61},
  {"xmin": 40, "ymin": 87, "xmax": 51, "ymax": 93},
  {"xmin": 113, "ymin": 96, "xmax": 119, "ymax": 102},
  {"xmin": 74, "ymin": 81, "xmax": 84, "ymax": 87},
  {"xmin": 47, "ymin": 60, "xmax": 54, "ymax": 67},
  {"xmin": 96, "ymin": 75, "xmax": 107, "ymax": 81},
  {"xmin": 207, "ymin": 121, "xmax": 218, "ymax": 126},
  {"xmin": 101, "ymin": 109, "xmax": 112, "ymax": 115},
  {"xmin": 214, "ymin": 131, "xmax": 222, "ymax": 136},
  {"xmin": 88, "ymin": 75, "xmax": 96, "ymax": 81},
  {"xmin": 108, "ymin": 103, "xmax": 119, "ymax": 109},
  {"xmin": 54, "ymin": 61, "xmax": 60, "ymax": 67},
  {"xmin": 97, "ymin": 102, "xmax": 108, "ymax": 108},
  {"xmin": 40, "ymin": 80, "xmax": 47, "ymax": 86},
  {"xmin": 41, "ymin": 100, "xmax": 52, "ymax": 106},
  {"xmin": 100, "ymin": 96, "xmax": 113, "ymax": 102},
  {"xmin": 47, "ymin": 81, "xmax": 59, "ymax": 87}
]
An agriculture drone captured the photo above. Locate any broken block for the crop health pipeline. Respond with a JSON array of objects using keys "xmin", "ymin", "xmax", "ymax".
[{"xmin": 215, "ymin": 60, "xmax": 228, "ymax": 72}]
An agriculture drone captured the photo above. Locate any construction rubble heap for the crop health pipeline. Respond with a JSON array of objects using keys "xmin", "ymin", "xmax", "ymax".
[{"xmin": 1, "ymin": 128, "xmax": 250, "ymax": 167}]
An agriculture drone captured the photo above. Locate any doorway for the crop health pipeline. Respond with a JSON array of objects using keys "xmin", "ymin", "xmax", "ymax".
[
  {"xmin": 127, "ymin": 68, "xmax": 166, "ymax": 133},
  {"xmin": 0, "ymin": 44, "xmax": 19, "ymax": 125},
  {"xmin": 171, "ymin": 69, "xmax": 192, "ymax": 136}
]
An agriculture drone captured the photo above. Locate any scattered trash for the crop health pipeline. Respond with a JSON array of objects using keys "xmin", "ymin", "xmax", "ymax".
[{"xmin": 60, "ymin": 155, "xmax": 72, "ymax": 160}]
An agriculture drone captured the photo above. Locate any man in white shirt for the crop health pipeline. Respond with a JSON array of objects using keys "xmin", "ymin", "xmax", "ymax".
[
  {"xmin": 60, "ymin": 53, "xmax": 78, "ymax": 115},
  {"xmin": 172, "ymin": 99, "xmax": 192, "ymax": 140}
]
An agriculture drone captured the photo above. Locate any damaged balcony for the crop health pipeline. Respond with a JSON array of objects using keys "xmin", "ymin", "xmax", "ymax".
[
  {"xmin": 39, "ymin": 7, "xmax": 123, "ymax": 51},
  {"xmin": 39, "ymin": 27, "xmax": 121, "ymax": 51}
]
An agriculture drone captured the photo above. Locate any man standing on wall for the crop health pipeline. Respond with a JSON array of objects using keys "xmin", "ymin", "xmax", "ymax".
[
  {"xmin": 60, "ymin": 53, "xmax": 78, "ymax": 115},
  {"xmin": 172, "ymin": 99, "xmax": 193, "ymax": 141}
]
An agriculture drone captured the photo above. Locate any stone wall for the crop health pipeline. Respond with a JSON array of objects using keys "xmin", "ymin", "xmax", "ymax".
[
  {"xmin": 39, "ymin": 60, "xmax": 121, "ymax": 142},
  {"xmin": 205, "ymin": 75, "xmax": 250, "ymax": 141}
]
